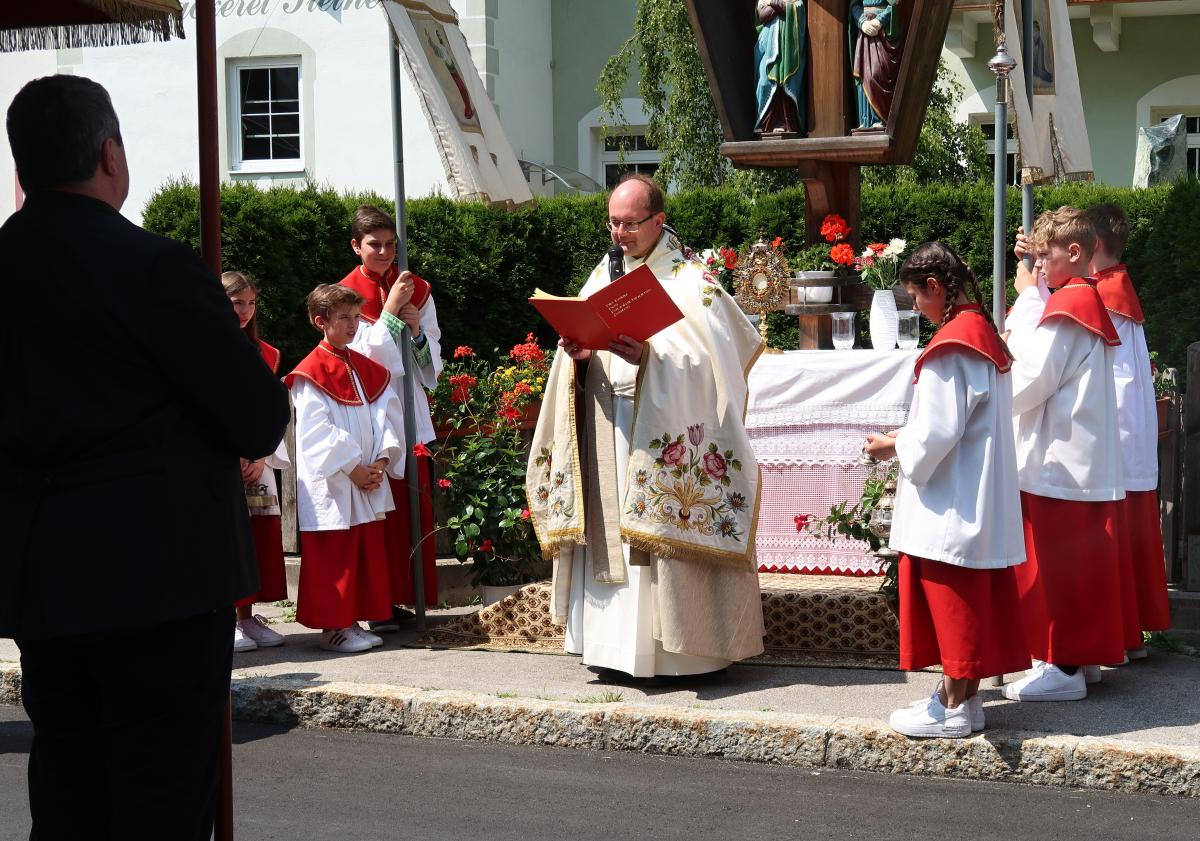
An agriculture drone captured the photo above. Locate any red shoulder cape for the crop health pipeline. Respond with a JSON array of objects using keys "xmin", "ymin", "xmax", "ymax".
[
  {"xmin": 1093, "ymin": 264, "xmax": 1144, "ymax": 324},
  {"xmin": 283, "ymin": 341, "xmax": 390, "ymax": 406},
  {"xmin": 257, "ymin": 338, "xmax": 281, "ymax": 374},
  {"xmin": 1038, "ymin": 277, "xmax": 1120, "ymax": 346},
  {"xmin": 913, "ymin": 305, "xmax": 1011, "ymax": 382},
  {"xmin": 338, "ymin": 265, "xmax": 432, "ymax": 324}
]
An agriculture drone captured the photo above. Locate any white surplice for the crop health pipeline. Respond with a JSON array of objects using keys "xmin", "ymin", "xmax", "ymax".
[
  {"xmin": 290, "ymin": 376, "xmax": 406, "ymax": 531},
  {"xmin": 1006, "ymin": 287, "xmax": 1124, "ymax": 501},
  {"xmin": 889, "ymin": 351, "xmax": 1025, "ymax": 569},
  {"xmin": 1109, "ymin": 313, "xmax": 1157, "ymax": 492},
  {"xmin": 350, "ymin": 296, "xmax": 444, "ymax": 445}
]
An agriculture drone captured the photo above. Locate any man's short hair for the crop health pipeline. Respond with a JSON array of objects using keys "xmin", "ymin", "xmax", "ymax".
[
  {"xmin": 306, "ymin": 284, "xmax": 362, "ymax": 328},
  {"xmin": 1030, "ymin": 206, "xmax": 1096, "ymax": 262},
  {"xmin": 352, "ymin": 204, "xmax": 397, "ymax": 242},
  {"xmin": 1085, "ymin": 203, "xmax": 1129, "ymax": 260},
  {"xmin": 6, "ymin": 75, "xmax": 123, "ymax": 195},
  {"xmin": 615, "ymin": 172, "xmax": 665, "ymax": 215}
]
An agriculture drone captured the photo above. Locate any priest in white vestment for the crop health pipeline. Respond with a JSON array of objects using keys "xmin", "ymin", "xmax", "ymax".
[{"xmin": 527, "ymin": 175, "xmax": 766, "ymax": 677}]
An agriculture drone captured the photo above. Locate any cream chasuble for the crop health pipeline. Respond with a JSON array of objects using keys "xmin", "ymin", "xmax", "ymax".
[{"xmin": 527, "ymin": 231, "xmax": 766, "ymax": 675}]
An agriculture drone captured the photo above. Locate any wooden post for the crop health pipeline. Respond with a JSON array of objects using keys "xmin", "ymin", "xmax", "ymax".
[
  {"xmin": 806, "ymin": 0, "xmax": 851, "ymax": 139},
  {"xmin": 1184, "ymin": 343, "xmax": 1200, "ymax": 591},
  {"xmin": 1160, "ymin": 379, "xmax": 1182, "ymax": 583},
  {"xmin": 280, "ymin": 406, "xmax": 299, "ymax": 555}
]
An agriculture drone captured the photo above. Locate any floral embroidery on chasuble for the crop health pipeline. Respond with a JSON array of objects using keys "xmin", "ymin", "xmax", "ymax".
[{"xmin": 526, "ymin": 232, "xmax": 765, "ymax": 623}]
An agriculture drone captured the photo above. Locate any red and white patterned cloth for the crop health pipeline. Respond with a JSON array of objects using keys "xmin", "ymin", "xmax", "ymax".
[{"xmin": 746, "ymin": 350, "xmax": 918, "ymax": 574}]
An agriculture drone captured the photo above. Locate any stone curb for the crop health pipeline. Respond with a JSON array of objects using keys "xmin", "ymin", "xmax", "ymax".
[{"xmin": 2, "ymin": 664, "xmax": 1196, "ymax": 798}]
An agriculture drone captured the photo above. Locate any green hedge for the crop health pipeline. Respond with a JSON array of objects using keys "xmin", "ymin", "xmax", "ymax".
[{"xmin": 142, "ymin": 178, "xmax": 1197, "ymax": 376}]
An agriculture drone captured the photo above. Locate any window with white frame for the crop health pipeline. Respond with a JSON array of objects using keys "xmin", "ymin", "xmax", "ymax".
[
  {"xmin": 973, "ymin": 115, "xmax": 1019, "ymax": 186},
  {"xmin": 229, "ymin": 59, "xmax": 302, "ymax": 173},
  {"xmin": 1152, "ymin": 110, "xmax": 1200, "ymax": 177},
  {"xmin": 600, "ymin": 132, "xmax": 662, "ymax": 190}
]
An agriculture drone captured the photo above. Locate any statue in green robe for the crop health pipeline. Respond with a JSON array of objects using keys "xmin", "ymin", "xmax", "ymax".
[{"xmin": 754, "ymin": 0, "xmax": 807, "ymax": 137}]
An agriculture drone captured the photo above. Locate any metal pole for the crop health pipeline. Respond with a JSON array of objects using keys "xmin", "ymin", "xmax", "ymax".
[
  {"xmin": 390, "ymin": 31, "xmax": 427, "ymax": 632},
  {"xmin": 1020, "ymin": 0, "xmax": 1035, "ymax": 269},
  {"xmin": 988, "ymin": 33, "xmax": 1017, "ymax": 332}
]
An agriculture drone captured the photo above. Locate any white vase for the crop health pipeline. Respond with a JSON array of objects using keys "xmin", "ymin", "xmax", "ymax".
[{"xmin": 869, "ymin": 289, "xmax": 899, "ymax": 351}]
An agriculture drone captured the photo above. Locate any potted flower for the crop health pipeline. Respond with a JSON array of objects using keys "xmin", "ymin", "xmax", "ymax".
[
  {"xmin": 792, "ymin": 214, "xmax": 858, "ymax": 303},
  {"xmin": 1150, "ymin": 351, "xmax": 1178, "ymax": 436},
  {"xmin": 857, "ymin": 238, "xmax": 907, "ymax": 350},
  {"xmin": 428, "ymin": 336, "xmax": 553, "ymax": 601}
]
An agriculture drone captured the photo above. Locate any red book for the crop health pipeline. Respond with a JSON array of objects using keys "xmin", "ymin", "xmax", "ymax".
[{"xmin": 529, "ymin": 263, "xmax": 684, "ymax": 350}]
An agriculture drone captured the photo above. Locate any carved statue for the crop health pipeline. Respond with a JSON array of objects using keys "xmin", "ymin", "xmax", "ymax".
[
  {"xmin": 850, "ymin": 0, "xmax": 903, "ymax": 131},
  {"xmin": 754, "ymin": 0, "xmax": 807, "ymax": 137}
]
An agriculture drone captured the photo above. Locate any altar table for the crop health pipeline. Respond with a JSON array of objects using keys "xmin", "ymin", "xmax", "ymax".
[{"xmin": 746, "ymin": 350, "xmax": 918, "ymax": 574}]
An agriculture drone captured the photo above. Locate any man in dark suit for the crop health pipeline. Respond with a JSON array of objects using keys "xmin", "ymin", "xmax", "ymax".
[{"xmin": 1, "ymin": 75, "xmax": 290, "ymax": 840}]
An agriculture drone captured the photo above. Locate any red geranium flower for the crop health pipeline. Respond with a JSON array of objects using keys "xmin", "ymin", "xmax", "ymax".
[
  {"xmin": 521, "ymin": 508, "xmax": 531, "ymax": 520},
  {"xmin": 771, "ymin": 236, "xmax": 783, "ymax": 249},
  {"xmin": 513, "ymin": 381, "xmax": 533, "ymax": 396},
  {"xmin": 720, "ymin": 246, "xmax": 738, "ymax": 270},
  {"xmin": 448, "ymin": 373, "xmax": 477, "ymax": 404},
  {"xmin": 510, "ymin": 333, "xmax": 546, "ymax": 364},
  {"xmin": 437, "ymin": 478, "xmax": 451, "ymax": 489},
  {"xmin": 479, "ymin": 539, "xmax": 494, "ymax": 552},
  {"xmin": 868, "ymin": 242, "xmax": 887, "ymax": 255},
  {"xmin": 413, "ymin": 442, "xmax": 432, "ymax": 458},
  {"xmin": 830, "ymin": 242, "xmax": 856, "ymax": 267},
  {"xmin": 453, "ymin": 345, "xmax": 474, "ymax": 358},
  {"xmin": 497, "ymin": 401, "xmax": 521, "ymax": 424},
  {"xmin": 820, "ymin": 213, "xmax": 851, "ymax": 243},
  {"xmin": 794, "ymin": 514, "xmax": 814, "ymax": 532}
]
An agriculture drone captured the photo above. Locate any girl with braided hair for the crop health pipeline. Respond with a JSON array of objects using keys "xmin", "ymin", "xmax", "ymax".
[{"xmin": 864, "ymin": 241, "xmax": 1029, "ymax": 738}]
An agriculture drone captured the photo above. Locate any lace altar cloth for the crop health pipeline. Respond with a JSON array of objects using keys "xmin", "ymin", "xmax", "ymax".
[{"xmin": 746, "ymin": 350, "xmax": 918, "ymax": 574}]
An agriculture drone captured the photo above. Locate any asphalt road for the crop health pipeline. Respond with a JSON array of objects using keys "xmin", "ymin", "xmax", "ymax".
[{"xmin": 1, "ymin": 704, "xmax": 1196, "ymax": 841}]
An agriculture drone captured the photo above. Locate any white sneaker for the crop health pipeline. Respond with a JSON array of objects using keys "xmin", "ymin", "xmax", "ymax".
[
  {"xmin": 889, "ymin": 695, "xmax": 971, "ymax": 739},
  {"xmin": 1126, "ymin": 646, "xmax": 1148, "ymax": 660},
  {"xmin": 352, "ymin": 623, "xmax": 384, "ymax": 648},
  {"xmin": 233, "ymin": 624, "xmax": 258, "ymax": 653},
  {"xmin": 1083, "ymin": 665, "xmax": 1102, "ymax": 684},
  {"xmin": 913, "ymin": 680, "xmax": 985, "ymax": 731},
  {"xmin": 1001, "ymin": 663, "xmax": 1086, "ymax": 701},
  {"xmin": 319, "ymin": 627, "xmax": 373, "ymax": 653},
  {"xmin": 238, "ymin": 615, "xmax": 285, "ymax": 648}
]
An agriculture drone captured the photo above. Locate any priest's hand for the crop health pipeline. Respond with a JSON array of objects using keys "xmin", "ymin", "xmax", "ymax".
[
  {"xmin": 559, "ymin": 337, "xmax": 591, "ymax": 362},
  {"xmin": 609, "ymin": 334, "xmax": 643, "ymax": 365},
  {"xmin": 864, "ymin": 433, "xmax": 897, "ymax": 461},
  {"xmin": 383, "ymin": 270, "xmax": 415, "ymax": 316},
  {"xmin": 399, "ymin": 303, "xmax": 421, "ymax": 335}
]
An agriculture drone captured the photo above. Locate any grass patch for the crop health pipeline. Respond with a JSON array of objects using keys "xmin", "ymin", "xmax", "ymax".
[
  {"xmin": 496, "ymin": 691, "xmax": 519, "ymax": 698},
  {"xmin": 573, "ymin": 690, "xmax": 624, "ymax": 704},
  {"xmin": 1144, "ymin": 631, "xmax": 1198, "ymax": 656},
  {"xmin": 271, "ymin": 600, "xmax": 297, "ymax": 624}
]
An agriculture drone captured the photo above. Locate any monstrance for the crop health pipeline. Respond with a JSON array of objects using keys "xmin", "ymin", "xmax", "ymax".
[{"xmin": 732, "ymin": 233, "xmax": 790, "ymax": 350}]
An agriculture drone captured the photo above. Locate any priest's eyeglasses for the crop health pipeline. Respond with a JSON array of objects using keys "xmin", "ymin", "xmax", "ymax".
[{"xmin": 605, "ymin": 213, "xmax": 654, "ymax": 233}]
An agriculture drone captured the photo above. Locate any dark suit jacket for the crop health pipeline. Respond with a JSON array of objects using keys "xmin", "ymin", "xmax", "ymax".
[{"xmin": 0, "ymin": 191, "xmax": 291, "ymax": 640}]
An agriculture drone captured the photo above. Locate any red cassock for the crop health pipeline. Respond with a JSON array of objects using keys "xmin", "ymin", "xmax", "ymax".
[
  {"xmin": 1016, "ymin": 279, "xmax": 1126, "ymax": 666},
  {"xmin": 237, "ymin": 338, "xmax": 288, "ymax": 608},
  {"xmin": 339, "ymin": 266, "xmax": 439, "ymax": 608},
  {"xmin": 1095, "ymin": 265, "xmax": 1171, "ymax": 633},
  {"xmin": 898, "ymin": 307, "xmax": 1030, "ymax": 678},
  {"xmin": 286, "ymin": 342, "xmax": 395, "ymax": 629}
]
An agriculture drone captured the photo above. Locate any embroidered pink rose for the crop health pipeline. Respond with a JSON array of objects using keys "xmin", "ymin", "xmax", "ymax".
[
  {"xmin": 662, "ymin": 441, "xmax": 687, "ymax": 466},
  {"xmin": 702, "ymin": 451, "xmax": 727, "ymax": 480}
]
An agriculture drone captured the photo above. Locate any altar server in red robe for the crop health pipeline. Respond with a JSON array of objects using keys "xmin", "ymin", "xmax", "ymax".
[
  {"xmin": 865, "ymin": 242, "xmax": 1029, "ymax": 738},
  {"xmin": 222, "ymin": 271, "xmax": 290, "ymax": 653},
  {"xmin": 1086, "ymin": 204, "xmax": 1172, "ymax": 657},
  {"xmin": 284, "ymin": 284, "xmax": 406, "ymax": 653},
  {"xmin": 338, "ymin": 205, "xmax": 443, "ymax": 628},
  {"xmin": 1001, "ymin": 207, "xmax": 1126, "ymax": 702}
]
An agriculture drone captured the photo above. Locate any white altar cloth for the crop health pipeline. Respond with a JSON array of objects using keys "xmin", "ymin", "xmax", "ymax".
[{"xmin": 746, "ymin": 350, "xmax": 918, "ymax": 574}]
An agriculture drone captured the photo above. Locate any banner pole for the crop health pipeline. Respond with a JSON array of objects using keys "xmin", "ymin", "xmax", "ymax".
[{"xmin": 390, "ymin": 28, "xmax": 427, "ymax": 633}]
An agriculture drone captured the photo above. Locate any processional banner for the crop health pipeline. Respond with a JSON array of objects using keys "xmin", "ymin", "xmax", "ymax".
[
  {"xmin": 1003, "ymin": 0, "xmax": 1093, "ymax": 184},
  {"xmin": 382, "ymin": 0, "xmax": 532, "ymax": 206}
]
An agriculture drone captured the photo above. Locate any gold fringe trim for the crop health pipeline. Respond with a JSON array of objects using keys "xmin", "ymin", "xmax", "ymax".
[
  {"xmin": 620, "ymin": 529, "xmax": 757, "ymax": 573},
  {"xmin": 1, "ymin": 3, "xmax": 184, "ymax": 53}
]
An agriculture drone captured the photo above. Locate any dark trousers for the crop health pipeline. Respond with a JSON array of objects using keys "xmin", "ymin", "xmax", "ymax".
[{"xmin": 16, "ymin": 608, "xmax": 234, "ymax": 841}]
